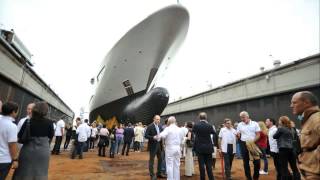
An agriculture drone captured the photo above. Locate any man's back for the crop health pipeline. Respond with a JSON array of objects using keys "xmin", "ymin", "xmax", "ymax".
[
  {"xmin": 124, "ymin": 127, "xmax": 134, "ymax": 142},
  {"xmin": 77, "ymin": 123, "xmax": 89, "ymax": 142},
  {"xmin": 55, "ymin": 119, "xmax": 65, "ymax": 136},
  {"xmin": 161, "ymin": 124, "xmax": 184, "ymax": 146},
  {"xmin": 193, "ymin": 121, "xmax": 215, "ymax": 154}
]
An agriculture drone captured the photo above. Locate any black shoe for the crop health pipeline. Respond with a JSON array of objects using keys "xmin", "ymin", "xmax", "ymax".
[{"xmin": 157, "ymin": 174, "xmax": 166, "ymax": 178}]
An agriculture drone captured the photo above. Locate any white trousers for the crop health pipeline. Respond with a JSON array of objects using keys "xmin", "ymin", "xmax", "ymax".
[{"xmin": 165, "ymin": 145, "xmax": 181, "ymax": 180}]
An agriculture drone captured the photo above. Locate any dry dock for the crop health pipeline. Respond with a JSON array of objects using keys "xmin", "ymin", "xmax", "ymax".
[{"xmin": 7, "ymin": 148, "xmax": 276, "ymax": 180}]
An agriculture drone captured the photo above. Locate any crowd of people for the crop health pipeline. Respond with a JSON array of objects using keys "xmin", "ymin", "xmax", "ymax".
[
  {"xmin": 67, "ymin": 118, "xmax": 147, "ymax": 159},
  {"xmin": 144, "ymin": 91, "xmax": 319, "ymax": 180},
  {"xmin": 0, "ymin": 101, "xmax": 54, "ymax": 180},
  {"xmin": 0, "ymin": 90, "xmax": 319, "ymax": 180}
]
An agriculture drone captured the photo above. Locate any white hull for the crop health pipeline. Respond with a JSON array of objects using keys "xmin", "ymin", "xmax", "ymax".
[{"xmin": 90, "ymin": 5, "xmax": 189, "ymax": 113}]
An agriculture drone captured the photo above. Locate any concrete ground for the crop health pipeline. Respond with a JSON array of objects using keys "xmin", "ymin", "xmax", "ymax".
[{"xmin": 7, "ymin": 147, "xmax": 276, "ymax": 180}]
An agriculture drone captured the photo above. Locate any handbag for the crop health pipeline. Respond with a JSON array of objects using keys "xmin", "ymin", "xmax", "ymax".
[
  {"xmin": 98, "ymin": 137, "xmax": 106, "ymax": 147},
  {"xmin": 18, "ymin": 119, "xmax": 31, "ymax": 144},
  {"xmin": 186, "ymin": 131, "xmax": 194, "ymax": 148},
  {"xmin": 291, "ymin": 128, "xmax": 302, "ymax": 155},
  {"xmin": 110, "ymin": 133, "xmax": 115, "ymax": 140},
  {"xmin": 186, "ymin": 139, "xmax": 194, "ymax": 148}
]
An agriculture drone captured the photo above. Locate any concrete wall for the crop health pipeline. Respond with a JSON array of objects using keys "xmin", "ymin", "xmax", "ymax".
[
  {"xmin": 0, "ymin": 42, "xmax": 73, "ymax": 118},
  {"xmin": 163, "ymin": 54, "xmax": 320, "ymax": 116}
]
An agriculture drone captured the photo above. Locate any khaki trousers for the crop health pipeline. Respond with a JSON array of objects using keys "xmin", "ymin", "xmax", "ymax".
[{"xmin": 301, "ymin": 170, "xmax": 320, "ymax": 180}]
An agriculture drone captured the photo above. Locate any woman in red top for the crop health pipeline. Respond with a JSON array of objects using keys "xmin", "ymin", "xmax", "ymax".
[{"xmin": 257, "ymin": 121, "xmax": 269, "ymax": 175}]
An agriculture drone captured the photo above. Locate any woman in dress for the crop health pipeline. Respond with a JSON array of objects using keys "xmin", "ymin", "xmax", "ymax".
[
  {"xmin": 185, "ymin": 121, "xmax": 195, "ymax": 177},
  {"xmin": 13, "ymin": 101, "xmax": 54, "ymax": 180}
]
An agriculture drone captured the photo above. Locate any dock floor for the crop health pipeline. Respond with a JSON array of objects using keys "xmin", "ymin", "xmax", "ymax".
[{"xmin": 7, "ymin": 147, "xmax": 276, "ymax": 180}]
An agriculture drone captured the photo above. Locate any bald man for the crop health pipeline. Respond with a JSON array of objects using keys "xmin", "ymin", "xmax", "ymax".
[
  {"xmin": 17, "ymin": 103, "xmax": 35, "ymax": 133},
  {"xmin": 17, "ymin": 103, "xmax": 35, "ymax": 149},
  {"xmin": 291, "ymin": 91, "xmax": 320, "ymax": 179},
  {"xmin": 157, "ymin": 116, "xmax": 184, "ymax": 180}
]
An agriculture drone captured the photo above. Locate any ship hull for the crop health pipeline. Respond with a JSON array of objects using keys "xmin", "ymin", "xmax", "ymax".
[
  {"xmin": 89, "ymin": 5, "xmax": 189, "ymax": 126},
  {"xmin": 90, "ymin": 87, "xmax": 169, "ymax": 126}
]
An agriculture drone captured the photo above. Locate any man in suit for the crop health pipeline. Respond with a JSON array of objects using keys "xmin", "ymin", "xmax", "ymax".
[
  {"xmin": 193, "ymin": 112, "xmax": 217, "ymax": 180},
  {"xmin": 122, "ymin": 123, "xmax": 135, "ymax": 156},
  {"xmin": 145, "ymin": 115, "xmax": 165, "ymax": 179}
]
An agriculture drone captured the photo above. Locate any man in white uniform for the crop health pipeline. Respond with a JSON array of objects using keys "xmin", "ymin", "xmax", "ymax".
[
  {"xmin": 218, "ymin": 118, "xmax": 237, "ymax": 180},
  {"xmin": 52, "ymin": 118, "xmax": 65, "ymax": 155},
  {"xmin": 156, "ymin": 116, "xmax": 184, "ymax": 180}
]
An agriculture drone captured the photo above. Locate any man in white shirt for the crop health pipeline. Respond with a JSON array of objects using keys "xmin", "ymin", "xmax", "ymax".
[
  {"xmin": 156, "ymin": 116, "xmax": 184, "ymax": 180},
  {"xmin": 72, "ymin": 120, "xmax": 91, "ymax": 159},
  {"xmin": 0, "ymin": 102, "xmax": 19, "ymax": 180},
  {"xmin": 218, "ymin": 118, "xmax": 237, "ymax": 180},
  {"xmin": 265, "ymin": 118, "xmax": 280, "ymax": 180},
  {"xmin": 52, "ymin": 118, "xmax": 65, "ymax": 155},
  {"xmin": 236, "ymin": 111, "xmax": 261, "ymax": 180}
]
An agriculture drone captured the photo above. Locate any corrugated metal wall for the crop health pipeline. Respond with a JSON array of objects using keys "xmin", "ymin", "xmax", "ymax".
[
  {"xmin": 0, "ymin": 74, "xmax": 71, "ymax": 122},
  {"xmin": 163, "ymin": 86, "xmax": 320, "ymax": 129}
]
